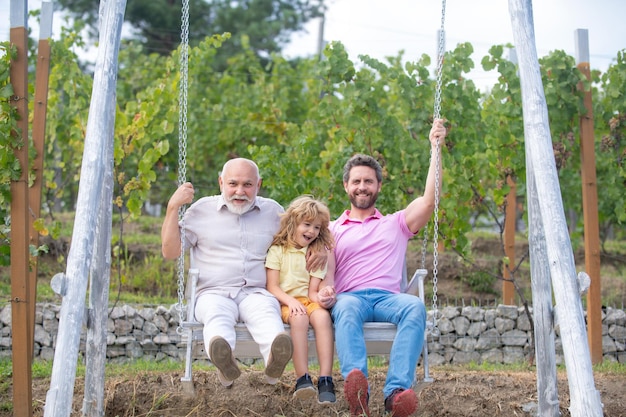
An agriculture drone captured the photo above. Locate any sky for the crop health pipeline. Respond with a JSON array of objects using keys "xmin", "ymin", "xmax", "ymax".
[{"xmin": 2, "ymin": 0, "xmax": 625, "ymax": 91}]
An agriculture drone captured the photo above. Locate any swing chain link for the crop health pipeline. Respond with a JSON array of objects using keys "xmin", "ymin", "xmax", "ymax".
[
  {"xmin": 433, "ymin": 0, "xmax": 446, "ymax": 121},
  {"xmin": 175, "ymin": 0, "xmax": 191, "ymax": 334},
  {"xmin": 420, "ymin": 228, "xmax": 428, "ymax": 270},
  {"xmin": 430, "ymin": 0, "xmax": 446, "ymax": 332},
  {"xmin": 431, "ymin": 142, "xmax": 441, "ymax": 332}
]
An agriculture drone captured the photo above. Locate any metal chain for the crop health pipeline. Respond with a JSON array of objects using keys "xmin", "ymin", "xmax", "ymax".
[
  {"xmin": 420, "ymin": 226, "xmax": 428, "ymax": 270},
  {"xmin": 433, "ymin": 0, "xmax": 446, "ymax": 121},
  {"xmin": 430, "ymin": 0, "xmax": 446, "ymax": 331},
  {"xmin": 176, "ymin": 0, "xmax": 190, "ymax": 332}
]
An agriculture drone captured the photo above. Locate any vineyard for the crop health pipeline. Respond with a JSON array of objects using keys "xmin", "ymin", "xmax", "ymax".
[{"xmin": 1, "ymin": 29, "xmax": 625, "ymax": 264}]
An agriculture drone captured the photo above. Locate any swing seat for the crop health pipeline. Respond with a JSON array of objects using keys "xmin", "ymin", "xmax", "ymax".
[{"xmin": 179, "ymin": 267, "xmax": 433, "ymax": 396}]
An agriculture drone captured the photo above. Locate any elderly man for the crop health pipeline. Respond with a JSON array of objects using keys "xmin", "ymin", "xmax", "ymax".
[{"xmin": 162, "ymin": 158, "xmax": 307, "ymax": 387}]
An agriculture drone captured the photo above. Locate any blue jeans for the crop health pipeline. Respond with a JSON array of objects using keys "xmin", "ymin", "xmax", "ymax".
[{"xmin": 331, "ymin": 289, "xmax": 426, "ymax": 398}]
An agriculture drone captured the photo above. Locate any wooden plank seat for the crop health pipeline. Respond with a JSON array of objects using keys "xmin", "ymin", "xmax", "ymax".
[{"xmin": 180, "ymin": 268, "xmax": 432, "ymax": 395}]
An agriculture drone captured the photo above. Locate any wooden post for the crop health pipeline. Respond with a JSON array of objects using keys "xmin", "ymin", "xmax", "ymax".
[
  {"xmin": 508, "ymin": 1, "xmax": 603, "ymax": 416},
  {"xmin": 83, "ymin": 128, "xmax": 114, "ymax": 417},
  {"xmin": 510, "ymin": 17, "xmax": 559, "ymax": 417},
  {"xmin": 575, "ymin": 29, "xmax": 603, "ymax": 365},
  {"xmin": 526, "ymin": 145, "xmax": 559, "ymax": 417},
  {"xmin": 43, "ymin": 1, "xmax": 127, "ymax": 416},
  {"xmin": 28, "ymin": 0, "xmax": 53, "ymax": 360},
  {"xmin": 502, "ymin": 175, "xmax": 516, "ymax": 304},
  {"xmin": 9, "ymin": 1, "xmax": 33, "ymax": 416},
  {"xmin": 503, "ymin": 48, "xmax": 518, "ymax": 305},
  {"xmin": 83, "ymin": 3, "xmax": 117, "ymax": 415}
]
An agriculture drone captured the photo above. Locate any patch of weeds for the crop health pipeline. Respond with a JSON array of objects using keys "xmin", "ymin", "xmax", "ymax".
[
  {"xmin": 105, "ymin": 358, "xmax": 185, "ymax": 377},
  {"xmin": 108, "ymin": 252, "xmax": 178, "ymax": 305},
  {"xmin": 462, "ymin": 269, "xmax": 498, "ymax": 294},
  {"xmin": 132, "ymin": 254, "xmax": 178, "ymax": 298},
  {"xmin": 593, "ymin": 360, "xmax": 626, "ymax": 375},
  {"xmin": 0, "ymin": 358, "xmax": 15, "ymax": 414},
  {"xmin": 0, "ymin": 404, "xmax": 11, "ymax": 414},
  {"xmin": 31, "ymin": 360, "xmax": 54, "ymax": 378},
  {"xmin": 460, "ymin": 361, "xmax": 533, "ymax": 372}
]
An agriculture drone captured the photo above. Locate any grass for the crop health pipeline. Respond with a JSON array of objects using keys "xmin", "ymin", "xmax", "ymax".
[
  {"xmin": 1, "ymin": 356, "xmax": 623, "ymax": 385},
  {"xmin": 454, "ymin": 360, "xmax": 626, "ymax": 374}
]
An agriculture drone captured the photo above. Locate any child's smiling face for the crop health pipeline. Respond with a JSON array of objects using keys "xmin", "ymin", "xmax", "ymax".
[{"xmin": 294, "ymin": 218, "xmax": 322, "ymax": 249}]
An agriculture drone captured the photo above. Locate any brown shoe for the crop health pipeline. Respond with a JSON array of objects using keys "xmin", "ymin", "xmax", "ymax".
[
  {"xmin": 264, "ymin": 332, "xmax": 293, "ymax": 379},
  {"xmin": 344, "ymin": 369, "xmax": 370, "ymax": 417},
  {"xmin": 384, "ymin": 388, "xmax": 417, "ymax": 417},
  {"xmin": 209, "ymin": 336, "xmax": 241, "ymax": 385}
]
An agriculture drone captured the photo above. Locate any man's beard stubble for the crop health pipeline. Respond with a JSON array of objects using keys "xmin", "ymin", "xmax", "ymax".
[{"xmin": 349, "ymin": 191, "xmax": 378, "ymax": 210}]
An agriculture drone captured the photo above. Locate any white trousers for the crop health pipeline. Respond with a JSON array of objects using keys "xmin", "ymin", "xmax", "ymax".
[{"xmin": 195, "ymin": 291, "xmax": 284, "ymax": 365}]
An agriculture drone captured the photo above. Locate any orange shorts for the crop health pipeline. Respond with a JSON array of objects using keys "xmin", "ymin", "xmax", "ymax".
[{"xmin": 280, "ymin": 297, "xmax": 324, "ymax": 323}]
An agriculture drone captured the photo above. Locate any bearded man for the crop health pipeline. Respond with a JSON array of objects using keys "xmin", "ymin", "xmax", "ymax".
[{"xmin": 162, "ymin": 158, "xmax": 324, "ymax": 388}]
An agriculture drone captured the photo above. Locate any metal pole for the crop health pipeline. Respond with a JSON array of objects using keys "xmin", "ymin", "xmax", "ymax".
[{"xmin": 316, "ymin": 13, "xmax": 325, "ymax": 59}]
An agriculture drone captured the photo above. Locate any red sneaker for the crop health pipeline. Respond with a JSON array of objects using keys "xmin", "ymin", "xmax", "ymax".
[
  {"xmin": 384, "ymin": 388, "xmax": 418, "ymax": 417},
  {"xmin": 344, "ymin": 369, "xmax": 370, "ymax": 417}
]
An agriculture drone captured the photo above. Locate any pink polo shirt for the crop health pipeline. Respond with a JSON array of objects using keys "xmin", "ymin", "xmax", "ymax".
[{"xmin": 330, "ymin": 209, "xmax": 415, "ymax": 294}]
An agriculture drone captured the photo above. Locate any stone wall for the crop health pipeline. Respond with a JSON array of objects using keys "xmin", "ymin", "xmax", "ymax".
[
  {"xmin": 1, "ymin": 303, "xmax": 625, "ymax": 364},
  {"xmin": 428, "ymin": 304, "xmax": 626, "ymax": 365}
]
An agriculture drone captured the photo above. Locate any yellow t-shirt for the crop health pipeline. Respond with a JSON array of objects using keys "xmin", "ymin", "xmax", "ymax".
[{"xmin": 265, "ymin": 245, "xmax": 326, "ymax": 298}]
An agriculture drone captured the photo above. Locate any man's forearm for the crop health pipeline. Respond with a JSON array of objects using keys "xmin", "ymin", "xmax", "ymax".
[
  {"xmin": 161, "ymin": 208, "xmax": 182, "ymax": 259},
  {"xmin": 422, "ymin": 143, "xmax": 443, "ymax": 205}
]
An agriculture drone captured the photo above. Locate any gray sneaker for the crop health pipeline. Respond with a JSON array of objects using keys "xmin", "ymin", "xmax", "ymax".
[
  {"xmin": 293, "ymin": 373, "xmax": 317, "ymax": 399},
  {"xmin": 317, "ymin": 376, "xmax": 336, "ymax": 404},
  {"xmin": 264, "ymin": 332, "xmax": 293, "ymax": 379},
  {"xmin": 209, "ymin": 336, "xmax": 241, "ymax": 386}
]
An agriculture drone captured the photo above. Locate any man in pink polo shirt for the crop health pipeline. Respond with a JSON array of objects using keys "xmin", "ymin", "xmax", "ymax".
[{"xmin": 326, "ymin": 119, "xmax": 447, "ymax": 417}]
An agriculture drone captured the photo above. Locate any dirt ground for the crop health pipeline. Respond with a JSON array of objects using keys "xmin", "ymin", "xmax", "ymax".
[{"xmin": 17, "ymin": 366, "xmax": 625, "ymax": 417}]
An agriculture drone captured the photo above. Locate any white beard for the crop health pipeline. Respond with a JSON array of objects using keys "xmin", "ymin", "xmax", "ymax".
[{"xmin": 224, "ymin": 195, "xmax": 254, "ymax": 215}]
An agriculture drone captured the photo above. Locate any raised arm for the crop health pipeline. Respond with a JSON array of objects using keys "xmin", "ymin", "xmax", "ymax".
[
  {"xmin": 161, "ymin": 182, "xmax": 195, "ymax": 259},
  {"xmin": 404, "ymin": 119, "xmax": 447, "ymax": 234}
]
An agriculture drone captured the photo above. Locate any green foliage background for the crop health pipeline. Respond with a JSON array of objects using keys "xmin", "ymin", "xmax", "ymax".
[{"xmin": 1, "ymin": 22, "xmax": 625, "ymax": 264}]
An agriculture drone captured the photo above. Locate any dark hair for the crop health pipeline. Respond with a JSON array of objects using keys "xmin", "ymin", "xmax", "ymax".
[{"xmin": 342, "ymin": 154, "xmax": 383, "ymax": 183}]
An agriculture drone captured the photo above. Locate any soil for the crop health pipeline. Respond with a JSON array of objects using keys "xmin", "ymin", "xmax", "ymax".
[{"xmin": 18, "ymin": 366, "xmax": 626, "ymax": 416}]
